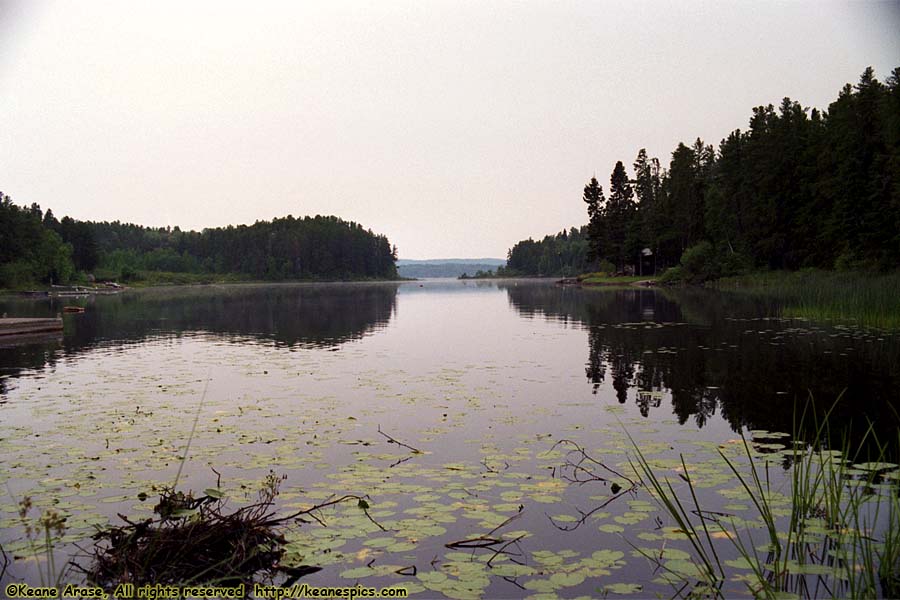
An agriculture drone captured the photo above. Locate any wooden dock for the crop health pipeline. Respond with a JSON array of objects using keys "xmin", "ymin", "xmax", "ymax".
[{"xmin": 0, "ymin": 317, "xmax": 64, "ymax": 336}]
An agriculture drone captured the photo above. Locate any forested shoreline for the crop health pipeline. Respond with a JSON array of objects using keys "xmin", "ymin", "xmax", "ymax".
[
  {"xmin": 506, "ymin": 67, "xmax": 900, "ymax": 281},
  {"xmin": 4, "ymin": 67, "xmax": 898, "ymax": 289},
  {"xmin": 0, "ymin": 199, "xmax": 398, "ymax": 288}
]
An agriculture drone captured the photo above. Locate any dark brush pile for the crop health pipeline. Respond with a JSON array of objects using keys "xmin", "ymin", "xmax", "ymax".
[{"xmin": 86, "ymin": 478, "xmax": 319, "ymax": 589}]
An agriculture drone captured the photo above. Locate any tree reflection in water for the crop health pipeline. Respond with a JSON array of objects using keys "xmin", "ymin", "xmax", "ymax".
[
  {"xmin": 0, "ymin": 283, "xmax": 399, "ymax": 394},
  {"xmin": 502, "ymin": 282, "xmax": 900, "ymax": 452}
]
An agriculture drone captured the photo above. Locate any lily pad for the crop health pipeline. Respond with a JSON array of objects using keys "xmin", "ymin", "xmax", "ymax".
[{"xmin": 603, "ymin": 583, "xmax": 643, "ymax": 594}]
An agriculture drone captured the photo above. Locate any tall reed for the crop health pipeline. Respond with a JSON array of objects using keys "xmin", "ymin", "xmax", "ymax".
[
  {"xmin": 714, "ymin": 270, "xmax": 900, "ymax": 329},
  {"xmin": 628, "ymin": 398, "xmax": 900, "ymax": 598}
]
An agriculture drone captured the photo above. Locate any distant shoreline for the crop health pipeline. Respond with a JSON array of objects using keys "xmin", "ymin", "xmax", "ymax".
[{"xmin": 0, "ymin": 276, "xmax": 411, "ymax": 295}]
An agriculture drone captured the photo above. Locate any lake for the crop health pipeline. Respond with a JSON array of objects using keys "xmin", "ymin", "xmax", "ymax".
[{"xmin": 1, "ymin": 281, "xmax": 898, "ymax": 598}]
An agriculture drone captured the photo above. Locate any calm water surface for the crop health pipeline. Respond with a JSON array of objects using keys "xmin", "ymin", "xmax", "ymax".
[{"xmin": 1, "ymin": 281, "xmax": 897, "ymax": 597}]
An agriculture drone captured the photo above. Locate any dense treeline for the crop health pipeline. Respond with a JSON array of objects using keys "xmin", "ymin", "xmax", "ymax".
[
  {"xmin": 509, "ymin": 66, "xmax": 900, "ymax": 279},
  {"xmin": 0, "ymin": 196, "xmax": 398, "ymax": 287},
  {"xmin": 0, "ymin": 199, "xmax": 74, "ymax": 286},
  {"xmin": 504, "ymin": 227, "xmax": 592, "ymax": 276}
]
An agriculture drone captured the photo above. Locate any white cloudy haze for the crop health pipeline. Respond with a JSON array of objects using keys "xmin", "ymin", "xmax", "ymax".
[{"xmin": 1, "ymin": 1, "xmax": 898, "ymax": 258}]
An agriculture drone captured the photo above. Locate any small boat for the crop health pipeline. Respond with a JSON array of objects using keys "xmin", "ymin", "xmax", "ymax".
[{"xmin": 63, "ymin": 306, "xmax": 86, "ymax": 314}]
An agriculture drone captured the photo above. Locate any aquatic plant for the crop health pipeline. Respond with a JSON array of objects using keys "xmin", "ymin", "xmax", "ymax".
[
  {"xmin": 81, "ymin": 376, "xmax": 382, "ymax": 589},
  {"xmin": 628, "ymin": 400, "xmax": 900, "ymax": 599},
  {"xmin": 714, "ymin": 270, "xmax": 900, "ymax": 329},
  {"xmin": 15, "ymin": 496, "xmax": 69, "ymax": 588}
]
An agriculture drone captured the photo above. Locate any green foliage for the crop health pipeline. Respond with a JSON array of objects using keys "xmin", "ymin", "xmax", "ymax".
[
  {"xmin": 56, "ymin": 217, "xmax": 99, "ymax": 271},
  {"xmin": 120, "ymin": 266, "xmax": 140, "ymax": 282},
  {"xmin": 583, "ymin": 177, "xmax": 604, "ymax": 262},
  {"xmin": 88, "ymin": 215, "xmax": 398, "ymax": 281},
  {"xmin": 505, "ymin": 227, "xmax": 593, "ymax": 276},
  {"xmin": 0, "ymin": 260, "xmax": 36, "ymax": 288},
  {"xmin": 833, "ymin": 249, "xmax": 878, "ymax": 272},
  {"xmin": 596, "ymin": 260, "xmax": 616, "ymax": 276},
  {"xmin": 679, "ymin": 241, "xmax": 719, "ymax": 283},
  {"xmin": 459, "ymin": 269, "xmax": 498, "ymax": 279},
  {"xmin": 0, "ymin": 194, "xmax": 399, "ymax": 287},
  {"xmin": 657, "ymin": 242, "xmax": 750, "ymax": 285},
  {"xmin": 714, "ymin": 269, "xmax": 900, "ymax": 328},
  {"xmin": 602, "ymin": 161, "xmax": 638, "ymax": 271},
  {"xmin": 628, "ymin": 400, "xmax": 900, "ymax": 599},
  {"xmin": 657, "ymin": 266, "xmax": 684, "ymax": 285},
  {"xmin": 561, "ymin": 66, "xmax": 900, "ymax": 280},
  {"xmin": 0, "ymin": 194, "xmax": 75, "ymax": 287},
  {"xmin": 17, "ymin": 496, "xmax": 69, "ymax": 588},
  {"xmin": 579, "ymin": 274, "xmax": 646, "ymax": 285},
  {"xmin": 718, "ymin": 250, "xmax": 753, "ymax": 278}
]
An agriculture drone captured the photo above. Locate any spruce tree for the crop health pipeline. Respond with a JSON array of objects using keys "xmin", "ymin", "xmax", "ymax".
[
  {"xmin": 606, "ymin": 161, "xmax": 637, "ymax": 271},
  {"xmin": 583, "ymin": 177, "xmax": 605, "ymax": 263}
]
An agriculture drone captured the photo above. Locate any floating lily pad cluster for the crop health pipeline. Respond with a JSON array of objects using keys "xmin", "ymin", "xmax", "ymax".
[{"xmin": 1, "ymin": 313, "xmax": 898, "ymax": 598}]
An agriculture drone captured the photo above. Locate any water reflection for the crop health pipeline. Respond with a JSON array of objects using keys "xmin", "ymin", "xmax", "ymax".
[
  {"xmin": 0, "ymin": 283, "xmax": 398, "ymax": 393},
  {"xmin": 502, "ymin": 282, "xmax": 900, "ymax": 450},
  {"xmin": 2, "ymin": 280, "xmax": 897, "ymax": 451}
]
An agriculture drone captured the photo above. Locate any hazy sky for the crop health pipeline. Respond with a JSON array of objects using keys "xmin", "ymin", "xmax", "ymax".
[{"xmin": 1, "ymin": 1, "xmax": 898, "ymax": 259}]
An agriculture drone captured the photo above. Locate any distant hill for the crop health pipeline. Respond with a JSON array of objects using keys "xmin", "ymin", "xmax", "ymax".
[{"xmin": 397, "ymin": 258, "xmax": 505, "ymax": 278}]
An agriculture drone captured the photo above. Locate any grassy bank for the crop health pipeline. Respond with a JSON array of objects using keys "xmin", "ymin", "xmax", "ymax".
[
  {"xmin": 118, "ymin": 270, "xmax": 253, "ymax": 287},
  {"xmin": 579, "ymin": 274, "xmax": 653, "ymax": 286},
  {"xmin": 124, "ymin": 271, "xmax": 405, "ymax": 287},
  {"xmin": 713, "ymin": 270, "xmax": 900, "ymax": 329},
  {"xmin": 1, "ymin": 270, "xmax": 406, "ymax": 291}
]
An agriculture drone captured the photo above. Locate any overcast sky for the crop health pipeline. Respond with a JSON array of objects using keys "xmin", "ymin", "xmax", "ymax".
[{"xmin": 1, "ymin": 1, "xmax": 898, "ymax": 259}]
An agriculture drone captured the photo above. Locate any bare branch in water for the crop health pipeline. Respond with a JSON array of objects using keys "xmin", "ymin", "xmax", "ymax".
[{"xmin": 378, "ymin": 425, "xmax": 423, "ymax": 454}]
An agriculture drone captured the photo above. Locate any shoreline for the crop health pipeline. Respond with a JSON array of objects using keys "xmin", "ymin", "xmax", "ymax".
[{"xmin": 0, "ymin": 276, "xmax": 412, "ymax": 296}]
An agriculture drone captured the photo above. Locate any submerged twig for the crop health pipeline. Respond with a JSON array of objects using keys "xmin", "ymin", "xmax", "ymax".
[
  {"xmin": 486, "ymin": 535, "xmax": 526, "ymax": 567},
  {"xmin": 268, "ymin": 494, "xmax": 384, "ymax": 531},
  {"xmin": 545, "ymin": 439, "xmax": 640, "ymax": 532},
  {"xmin": 546, "ymin": 487, "xmax": 633, "ymax": 532},
  {"xmin": 481, "ymin": 459, "xmax": 510, "ymax": 473},
  {"xmin": 210, "ymin": 466, "xmax": 222, "ymax": 489},
  {"xmin": 445, "ymin": 509, "xmax": 523, "ymax": 550},
  {"xmin": 390, "ymin": 455, "xmax": 414, "ymax": 468},
  {"xmin": 377, "ymin": 425, "xmax": 422, "ymax": 454},
  {"xmin": 551, "ymin": 439, "xmax": 638, "ymax": 488},
  {"xmin": 447, "ymin": 511, "xmax": 532, "ymax": 571}
]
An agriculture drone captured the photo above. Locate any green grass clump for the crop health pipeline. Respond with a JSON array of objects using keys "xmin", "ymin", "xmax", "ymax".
[
  {"xmin": 579, "ymin": 275, "xmax": 650, "ymax": 285},
  {"xmin": 126, "ymin": 270, "xmax": 252, "ymax": 287},
  {"xmin": 715, "ymin": 269, "xmax": 900, "ymax": 329},
  {"xmin": 628, "ymin": 398, "xmax": 900, "ymax": 599},
  {"xmin": 15, "ymin": 497, "xmax": 70, "ymax": 588}
]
